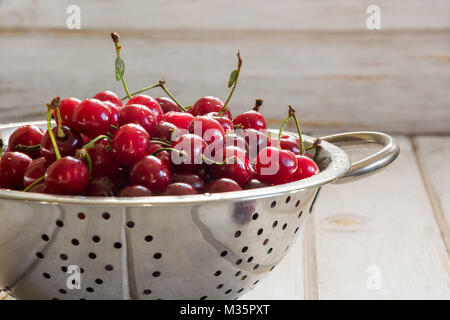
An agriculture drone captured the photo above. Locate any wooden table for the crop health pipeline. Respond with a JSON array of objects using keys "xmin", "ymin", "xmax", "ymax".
[{"xmin": 1, "ymin": 135, "xmax": 448, "ymax": 300}]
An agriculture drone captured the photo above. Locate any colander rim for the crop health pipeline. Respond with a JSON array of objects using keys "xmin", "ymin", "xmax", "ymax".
[{"xmin": 0, "ymin": 121, "xmax": 351, "ymax": 206}]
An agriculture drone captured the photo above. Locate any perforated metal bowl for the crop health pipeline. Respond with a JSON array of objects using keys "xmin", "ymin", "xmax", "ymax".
[{"xmin": 0, "ymin": 121, "xmax": 399, "ymax": 300}]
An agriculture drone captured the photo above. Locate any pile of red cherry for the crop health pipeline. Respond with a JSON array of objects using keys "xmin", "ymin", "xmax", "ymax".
[{"xmin": 0, "ymin": 33, "xmax": 319, "ymax": 197}]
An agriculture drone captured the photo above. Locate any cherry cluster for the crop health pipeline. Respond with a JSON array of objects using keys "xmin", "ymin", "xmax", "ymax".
[{"xmin": 0, "ymin": 33, "xmax": 319, "ymax": 197}]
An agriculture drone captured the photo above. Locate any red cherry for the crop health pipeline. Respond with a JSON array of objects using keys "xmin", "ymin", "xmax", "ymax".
[
  {"xmin": 130, "ymin": 156, "xmax": 171, "ymax": 193},
  {"xmin": 190, "ymin": 96, "xmax": 232, "ymax": 118},
  {"xmin": 111, "ymin": 124, "xmax": 150, "ymax": 167},
  {"xmin": 295, "ymin": 155, "xmax": 319, "ymax": 180},
  {"xmin": 72, "ymin": 99, "xmax": 113, "ymax": 138},
  {"xmin": 256, "ymin": 147, "xmax": 298, "ymax": 185},
  {"xmin": 162, "ymin": 111, "xmax": 194, "ymax": 131},
  {"xmin": 156, "ymin": 97, "xmax": 182, "ymax": 113},
  {"xmin": 210, "ymin": 146, "xmax": 251, "ymax": 186},
  {"xmin": 23, "ymin": 157, "xmax": 51, "ymax": 188},
  {"xmin": 93, "ymin": 90, "xmax": 123, "ymax": 108},
  {"xmin": 0, "ymin": 152, "xmax": 32, "ymax": 190},
  {"xmin": 280, "ymin": 134, "xmax": 301, "ymax": 155},
  {"xmin": 87, "ymin": 140, "xmax": 120, "ymax": 178},
  {"xmin": 206, "ymin": 178, "xmax": 242, "ymax": 193},
  {"xmin": 8, "ymin": 125, "xmax": 44, "ymax": 158},
  {"xmin": 86, "ymin": 177, "xmax": 115, "ymax": 197},
  {"xmin": 40, "ymin": 126, "xmax": 83, "ymax": 162},
  {"xmin": 117, "ymin": 185, "xmax": 152, "ymax": 197},
  {"xmin": 233, "ymin": 110, "xmax": 266, "ymax": 131},
  {"xmin": 54, "ymin": 97, "xmax": 81, "ymax": 129},
  {"xmin": 205, "ymin": 112, "xmax": 234, "ymax": 132},
  {"xmin": 225, "ymin": 133, "xmax": 248, "ymax": 152},
  {"xmin": 110, "ymin": 167, "xmax": 129, "ymax": 192},
  {"xmin": 127, "ymin": 95, "xmax": 163, "ymax": 122},
  {"xmin": 243, "ymin": 128, "xmax": 268, "ymax": 161},
  {"xmin": 44, "ymin": 157, "xmax": 89, "ymax": 195},
  {"xmin": 188, "ymin": 116, "xmax": 225, "ymax": 146},
  {"xmin": 244, "ymin": 179, "xmax": 268, "ymax": 190},
  {"xmin": 171, "ymin": 173, "xmax": 205, "ymax": 192},
  {"xmin": 163, "ymin": 182, "xmax": 198, "ymax": 196},
  {"xmin": 148, "ymin": 143, "xmax": 172, "ymax": 170},
  {"xmin": 103, "ymin": 101, "xmax": 120, "ymax": 128},
  {"xmin": 170, "ymin": 134, "xmax": 207, "ymax": 172},
  {"xmin": 155, "ymin": 121, "xmax": 178, "ymax": 141},
  {"xmin": 118, "ymin": 104, "xmax": 157, "ymax": 136}
]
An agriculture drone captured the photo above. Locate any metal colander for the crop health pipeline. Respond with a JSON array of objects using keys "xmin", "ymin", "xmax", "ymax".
[{"xmin": 0, "ymin": 121, "xmax": 399, "ymax": 300}]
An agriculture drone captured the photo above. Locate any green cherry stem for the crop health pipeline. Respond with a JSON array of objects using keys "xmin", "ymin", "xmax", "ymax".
[
  {"xmin": 111, "ymin": 32, "xmax": 132, "ymax": 100},
  {"xmin": 201, "ymin": 154, "xmax": 237, "ymax": 166},
  {"xmin": 46, "ymin": 97, "xmax": 62, "ymax": 160},
  {"xmin": 218, "ymin": 51, "xmax": 243, "ymax": 116},
  {"xmin": 55, "ymin": 107, "xmax": 65, "ymax": 139},
  {"xmin": 82, "ymin": 135, "xmax": 112, "ymax": 150},
  {"xmin": 158, "ymin": 80, "xmax": 187, "ymax": 111},
  {"xmin": 278, "ymin": 111, "xmax": 292, "ymax": 150},
  {"xmin": 75, "ymin": 148, "xmax": 93, "ymax": 178},
  {"xmin": 288, "ymin": 105, "xmax": 304, "ymax": 155},
  {"xmin": 151, "ymin": 147, "xmax": 186, "ymax": 158},
  {"xmin": 121, "ymin": 82, "xmax": 160, "ymax": 101},
  {"xmin": 15, "ymin": 144, "xmax": 41, "ymax": 152},
  {"xmin": 23, "ymin": 176, "xmax": 45, "ymax": 192}
]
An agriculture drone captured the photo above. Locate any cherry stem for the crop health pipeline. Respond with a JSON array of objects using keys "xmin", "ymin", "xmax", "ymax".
[
  {"xmin": 201, "ymin": 154, "xmax": 237, "ymax": 166},
  {"xmin": 158, "ymin": 80, "xmax": 187, "ymax": 111},
  {"xmin": 23, "ymin": 176, "xmax": 45, "ymax": 192},
  {"xmin": 305, "ymin": 139, "xmax": 321, "ymax": 152},
  {"xmin": 121, "ymin": 82, "xmax": 160, "ymax": 101},
  {"xmin": 75, "ymin": 148, "xmax": 93, "ymax": 178},
  {"xmin": 151, "ymin": 147, "xmax": 186, "ymax": 158},
  {"xmin": 46, "ymin": 97, "xmax": 62, "ymax": 160},
  {"xmin": 55, "ymin": 107, "xmax": 65, "ymax": 139},
  {"xmin": 288, "ymin": 105, "xmax": 304, "ymax": 155},
  {"xmin": 15, "ymin": 144, "xmax": 40, "ymax": 152},
  {"xmin": 110, "ymin": 124, "xmax": 118, "ymax": 130},
  {"xmin": 219, "ymin": 51, "xmax": 242, "ymax": 116},
  {"xmin": 111, "ymin": 32, "xmax": 132, "ymax": 100},
  {"xmin": 278, "ymin": 112, "xmax": 292, "ymax": 149},
  {"xmin": 253, "ymin": 98, "xmax": 263, "ymax": 112},
  {"xmin": 82, "ymin": 135, "xmax": 112, "ymax": 150},
  {"xmin": 150, "ymin": 137, "xmax": 172, "ymax": 146}
]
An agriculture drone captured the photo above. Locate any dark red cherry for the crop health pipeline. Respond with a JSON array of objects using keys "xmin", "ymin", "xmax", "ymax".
[
  {"xmin": 280, "ymin": 134, "xmax": 301, "ymax": 155},
  {"xmin": 233, "ymin": 110, "xmax": 266, "ymax": 131},
  {"xmin": 23, "ymin": 157, "xmax": 51, "ymax": 188},
  {"xmin": 148, "ymin": 143, "xmax": 172, "ymax": 170},
  {"xmin": 54, "ymin": 97, "xmax": 81, "ymax": 129},
  {"xmin": 118, "ymin": 104, "xmax": 157, "ymax": 136},
  {"xmin": 117, "ymin": 185, "xmax": 152, "ymax": 197},
  {"xmin": 87, "ymin": 140, "xmax": 120, "ymax": 178},
  {"xmin": 155, "ymin": 121, "xmax": 178, "ymax": 141},
  {"xmin": 127, "ymin": 95, "xmax": 163, "ymax": 122},
  {"xmin": 111, "ymin": 124, "xmax": 150, "ymax": 167},
  {"xmin": 110, "ymin": 167, "xmax": 129, "ymax": 192},
  {"xmin": 28, "ymin": 183, "xmax": 48, "ymax": 194},
  {"xmin": 86, "ymin": 177, "xmax": 115, "ymax": 197},
  {"xmin": 8, "ymin": 125, "xmax": 44, "ymax": 158},
  {"xmin": 40, "ymin": 126, "xmax": 83, "ymax": 162},
  {"xmin": 244, "ymin": 179, "xmax": 268, "ymax": 190},
  {"xmin": 188, "ymin": 116, "xmax": 225, "ymax": 146},
  {"xmin": 295, "ymin": 155, "xmax": 319, "ymax": 180},
  {"xmin": 206, "ymin": 178, "xmax": 242, "ymax": 193},
  {"xmin": 72, "ymin": 99, "xmax": 113, "ymax": 138},
  {"xmin": 44, "ymin": 157, "xmax": 89, "ymax": 195},
  {"xmin": 210, "ymin": 146, "xmax": 251, "ymax": 186},
  {"xmin": 162, "ymin": 111, "xmax": 194, "ymax": 131},
  {"xmin": 171, "ymin": 173, "xmax": 205, "ymax": 192},
  {"xmin": 103, "ymin": 101, "xmax": 120, "ymax": 128},
  {"xmin": 170, "ymin": 134, "xmax": 207, "ymax": 172},
  {"xmin": 256, "ymin": 147, "xmax": 298, "ymax": 185},
  {"xmin": 156, "ymin": 97, "xmax": 182, "ymax": 113},
  {"xmin": 130, "ymin": 155, "xmax": 171, "ymax": 193},
  {"xmin": 190, "ymin": 96, "xmax": 232, "ymax": 118},
  {"xmin": 163, "ymin": 183, "xmax": 198, "ymax": 196},
  {"xmin": 93, "ymin": 90, "xmax": 123, "ymax": 108},
  {"xmin": 0, "ymin": 152, "xmax": 32, "ymax": 190}
]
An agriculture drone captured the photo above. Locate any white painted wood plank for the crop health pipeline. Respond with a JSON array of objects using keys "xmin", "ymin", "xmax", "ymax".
[
  {"xmin": 0, "ymin": 31, "xmax": 449, "ymax": 134},
  {"xmin": 413, "ymin": 136, "xmax": 450, "ymax": 252},
  {"xmin": 313, "ymin": 136, "xmax": 450, "ymax": 299},
  {"xmin": 0, "ymin": 0, "xmax": 449, "ymax": 31}
]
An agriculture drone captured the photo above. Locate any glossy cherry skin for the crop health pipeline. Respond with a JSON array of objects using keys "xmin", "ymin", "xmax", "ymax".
[
  {"xmin": 233, "ymin": 110, "xmax": 266, "ymax": 131},
  {"xmin": 118, "ymin": 104, "xmax": 157, "ymax": 136},
  {"xmin": 127, "ymin": 95, "xmax": 163, "ymax": 122},
  {"xmin": 54, "ymin": 97, "xmax": 81, "ymax": 129},
  {"xmin": 280, "ymin": 134, "xmax": 301, "ymax": 155},
  {"xmin": 0, "ymin": 152, "xmax": 32, "ymax": 190},
  {"xmin": 93, "ymin": 90, "xmax": 123, "ymax": 108},
  {"xmin": 162, "ymin": 111, "xmax": 194, "ymax": 131},
  {"xmin": 225, "ymin": 133, "xmax": 248, "ymax": 152},
  {"xmin": 171, "ymin": 173, "xmax": 205, "ymax": 192},
  {"xmin": 210, "ymin": 146, "xmax": 251, "ymax": 186},
  {"xmin": 295, "ymin": 155, "xmax": 319, "ymax": 180},
  {"xmin": 256, "ymin": 147, "xmax": 298, "ymax": 185},
  {"xmin": 244, "ymin": 179, "xmax": 268, "ymax": 190},
  {"xmin": 190, "ymin": 96, "xmax": 232, "ymax": 118},
  {"xmin": 130, "ymin": 155, "xmax": 171, "ymax": 193},
  {"xmin": 206, "ymin": 178, "xmax": 242, "ymax": 193},
  {"xmin": 72, "ymin": 99, "xmax": 113, "ymax": 138},
  {"xmin": 40, "ymin": 126, "xmax": 83, "ymax": 162},
  {"xmin": 44, "ymin": 157, "xmax": 89, "ymax": 195},
  {"xmin": 111, "ymin": 124, "xmax": 150, "ymax": 167},
  {"xmin": 103, "ymin": 101, "xmax": 120, "ymax": 129},
  {"xmin": 156, "ymin": 97, "xmax": 182, "ymax": 113},
  {"xmin": 155, "ymin": 121, "xmax": 179, "ymax": 141},
  {"xmin": 242, "ymin": 128, "xmax": 268, "ymax": 161},
  {"xmin": 87, "ymin": 140, "xmax": 120, "ymax": 178},
  {"xmin": 23, "ymin": 157, "xmax": 51, "ymax": 188},
  {"xmin": 117, "ymin": 185, "xmax": 152, "ymax": 197},
  {"xmin": 170, "ymin": 134, "xmax": 207, "ymax": 172},
  {"xmin": 86, "ymin": 177, "xmax": 115, "ymax": 197},
  {"xmin": 8, "ymin": 125, "xmax": 44, "ymax": 159},
  {"xmin": 188, "ymin": 116, "xmax": 225, "ymax": 146},
  {"xmin": 205, "ymin": 112, "xmax": 234, "ymax": 132},
  {"xmin": 148, "ymin": 143, "xmax": 172, "ymax": 170},
  {"xmin": 163, "ymin": 182, "xmax": 198, "ymax": 196},
  {"xmin": 28, "ymin": 183, "xmax": 48, "ymax": 194}
]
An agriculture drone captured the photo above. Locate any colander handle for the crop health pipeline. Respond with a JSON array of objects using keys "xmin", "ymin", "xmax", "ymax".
[{"xmin": 321, "ymin": 131, "xmax": 400, "ymax": 183}]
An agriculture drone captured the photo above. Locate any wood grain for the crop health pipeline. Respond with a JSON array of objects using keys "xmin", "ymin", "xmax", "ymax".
[
  {"xmin": 312, "ymin": 136, "xmax": 450, "ymax": 299},
  {"xmin": 0, "ymin": 30, "xmax": 448, "ymax": 133}
]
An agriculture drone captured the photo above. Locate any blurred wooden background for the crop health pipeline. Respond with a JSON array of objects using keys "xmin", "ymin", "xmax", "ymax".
[{"xmin": 0, "ymin": 0, "xmax": 449, "ymax": 134}]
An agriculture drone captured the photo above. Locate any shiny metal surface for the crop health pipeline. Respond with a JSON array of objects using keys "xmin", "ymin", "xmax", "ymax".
[{"xmin": 0, "ymin": 121, "xmax": 399, "ymax": 300}]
